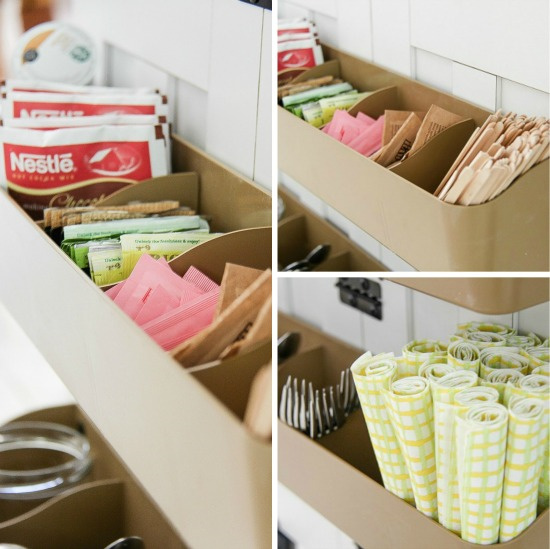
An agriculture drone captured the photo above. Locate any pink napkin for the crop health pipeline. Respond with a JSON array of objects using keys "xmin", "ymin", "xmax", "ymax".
[{"xmin": 347, "ymin": 114, "xmax": 385, "ymax": 157}]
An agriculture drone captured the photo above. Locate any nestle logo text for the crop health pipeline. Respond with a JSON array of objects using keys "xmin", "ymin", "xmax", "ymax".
[{"xmin": 10, "ymin": 152, "xmax": 74, "ymax": 174}]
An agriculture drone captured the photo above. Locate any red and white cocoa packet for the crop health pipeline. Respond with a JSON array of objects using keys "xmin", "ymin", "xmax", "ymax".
[
  {"xmin": 1, "ymin": 79, "xmax": 158, "ymax": 95},
  {"xmin": 0, "ymin": 124, "xmax": 168, "ymax": 219},
  {"xmin": 1, "ymin": 91, "xmax": 168, "ymax": 118}
]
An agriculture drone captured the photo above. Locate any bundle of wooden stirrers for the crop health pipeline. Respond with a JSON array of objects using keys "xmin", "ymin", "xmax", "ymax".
[{"xmin": 435, "ymin": 111, "xmax": 548, "ymax": 205}]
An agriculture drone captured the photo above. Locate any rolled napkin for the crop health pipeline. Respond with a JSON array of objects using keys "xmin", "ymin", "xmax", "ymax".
[
  {"xmin": 480, "ymin": 369, "xmax": 525, "ymax": 405},
  {"xmin": 533, "ymin": 364, "xmax": 550, "ymax": 376},
  {"xmin": 456, "ymin": 403, "xmax": 509, "ymax": 545},
  {"xmin": 479, "ymin": 346, "xmax": 531, "ymax": 379},
  {"xmin": 454, "ymin": 331, "xmax": 507, "ymax": 349},
  {"xmin": 351, "ymin": 352, "xmax": 415, "ymax": 503},
  {"xmin": 505, "ymin": 374, "xmax": 550, "ymax": 511},
  {"xmin": 507, "ymin": 334, "xmax": 542, "ymax": 349},
  {"xmin": 527, "ymin": 346, "xmax": 550, "ymax": 370},
  {"xmin": 447, "ymin": 340, "xmax": 480, "ymax": 374},
  {"xmin": 456, "ymin": 321, "xmax": 515, "ymax": 337},
  {"xmin": 402, "ymin": 340, "xmax": 448, "ymax": 377},
  {"xmin": 454, "ymin": 385, "xmax": 500, "ymax": 408},
  {"xmin": 431, "ymin": 370, "xmax": 478, "ymax": 533},
  {"xmin": 382, "ymin": 376, "xmax": 437, "ymax": 518},
  {"xmin": 418, "ymin": 359, "xmax": 456, "ymax": 382},
  {"xmin": 500, "ymin": 397, "xmax": 546, "ymax": 542}
]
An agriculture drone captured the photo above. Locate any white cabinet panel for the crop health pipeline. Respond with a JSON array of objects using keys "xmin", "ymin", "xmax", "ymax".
[
  {"xmin": 518, "ymin": 301, "xmax": 550, "ymax": 337},
  {"xmin": 278, "ymin": 1, "xmax": 312, "ymax": 20},
  {"xmin": 68, "ymin": 0, "xmax": 212, "ymax": 89},
  {"xmin": 452, "ymin": 63, "xmax": 497, "ymax": 111},
  {"xmin": 411, "ymin": 291, "xmax": 460, "ymax": 342},
  {"xmin": 205, "ymin": 0, "xmax": 263, "ymax": 180},
  {"xmin": 318, "ymin": 278, "xmax": 364, "ymax": 348},
  {"xmin": 337, "ymin": 0, "xmax": 373, "ymax": 61},
  {"xmin": 280, "ymin": 173, "xmax": 327, "ymax": 217},
  {"xmin": 456, "ymin": 308, "xmax": 515, "ymax": 330},
  {"xmin": 254, "ymin": 11, "xmax": 273, "ymax": 189},
  {"xmin": 279, "ymin": 483, "xmax": 357, "ymax": 549},
  {"xmin": 106, "ymin": 46, "xmax": 170, "ymax": 91},
  {"xmin": 312, "ymin": 12, "xmax": 339, "ymax": 48},
  {"xmin": 410, "ymin": 0, "xmax": 549, "ymax": 93},
  {"xmin": 414, "ymin": 48, "xmax": 452, "ymax": 93},
  {"xmin": 285, "ymin": 0, "xmax": 338, "ymax": 17},
  {"xmin": 175, "ymin": 78, "xmax": 208, "ymax": 150},
  {"xmin": 361, "ymin": 280, "xmax": 410, "ymax": 354},
  {"xmin": 500, "ymin": 79, "xmax": 550, "ymax": 118},
  {"xmin": 371, "ymin": 0, "xmax": 411, "ymax": 76}
]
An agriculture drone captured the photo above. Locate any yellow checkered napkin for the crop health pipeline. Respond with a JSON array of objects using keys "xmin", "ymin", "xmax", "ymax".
[
  {"xmin": 418, "ymin": 359, "xmax": 455, "ymax": 382},
  {"xmin": 533, "ymin": 364, "xmax": 549, "ymax": 376},
  {"xmin": 452, "ymin": 332, "xmax": 507, "ymax": 350},
  {"xmin": 505, "ymin": 375, "xmax": 550, "ymax": 512},
  {"xmin": 431, "ymin": 370, "xmax": 478, "ymax": 534},
  {"xmin": 351, "ymin": 352, "xmax": 414, "ymax": 504},
  {"xmin": 456, "ymin": 403, "xmax": 508, "ymax": 545},
  {"xmin": 500, "ymin": 397, "xmax": 546, "ymax": 542},
  {"xmin": 382, "ymin": 376, "xmax": 437, "ymax": 518},
  {"xmin": 401, "ymin": 340, "xmax": 448, "ymax": 377},
  {"xmin": 527, "ymin": 346, "xmax": 549, "ymax": 370},
  {"xmin": 456, "ymin": 321, "xmax": 515, "ymax": 337},
  {"xmin": 447, "ymin": 340, "xmax": 480, "ymax": 374},
  {"xmin": 454, "ymin": 386, "xmax": 500, "ymax": 408},
  {"xmin": 480, "ymin": 369, "xmax": 524, "ymax": 405},
  {"xmin": 479, "ymin": 346, "xmax": 531, "ymax": 379}
]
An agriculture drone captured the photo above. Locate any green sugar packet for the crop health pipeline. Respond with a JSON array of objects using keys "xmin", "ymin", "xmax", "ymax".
[
  {"xmin": 319, "ymin": 91, "xmax": 370, "ymax": 124},
  {"xmin": 120, "ymin": 232, "xmax": 221, "ymax": 278},
  {"xmin": 89, "ymin": 246, "xmax": 124, "ymax": 286},
  {"xmin": 282, "ymin": 82, "xmax": 354, "ymax": 108},
  {"xmin": 63, "ymin": 215, "xmax": 207, "ymax": 241}
]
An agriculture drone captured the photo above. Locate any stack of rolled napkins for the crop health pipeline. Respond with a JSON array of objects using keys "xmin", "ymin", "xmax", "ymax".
[{"xmin": 351, "ymin": 321, "xmax": 549, "ymax": 544}]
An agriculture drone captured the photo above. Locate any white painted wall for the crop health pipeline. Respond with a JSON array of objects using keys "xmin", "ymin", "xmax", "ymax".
[
  {"xmin": 278, "ymin": 276, "xmax": 550, "ymax": 548},
  {"xmin": 279, "ymin": 0, "xmax": 550, "ymax": 270},
  {"xmin": 54, "ymin": 0, "xmax": 273, "ymax": 189}
]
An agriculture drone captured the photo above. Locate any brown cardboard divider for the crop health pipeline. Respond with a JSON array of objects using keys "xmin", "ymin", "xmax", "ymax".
[
  {"xmin": 190, "ymin": 340, "xmax": 271, "ymax": 422},
  {"xmin": 0, "ymin": 481, "xmax": 125, "ymax": 549},
  {"xmin": 284, "ymin": 59, "xmax": 341, "ymax": 84},
  {"xmin": 278, "ymin": 314, "xmax": 550, "ymax": 549},
  {"xmin": 278, "ymin": 190, "xmax": 387, "ymax": 271},
  {"xmin": 0, "ymin": 405, "xmax": 187, "ymax": 548},
  {"xmin": 347, "ymin": 85, "xmax": 399, "ymax": 117}
]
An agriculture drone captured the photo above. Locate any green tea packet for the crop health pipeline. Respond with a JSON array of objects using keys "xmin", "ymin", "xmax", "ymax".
[
  {"xmin": 88, "ymin": 244, "xmax": 124, "ymax": 286},
  {"xmin": 63, "ymin": 215, "xmax": 208, "ymax": 241},
  {"xmin": 120, "ymin": 232, "xmax": 221, "ymax": 278},
  {"xmin": 282, "ymin": 82, "xmax": 353, "ymax": 108},
  {"xmin": 70, "ymin": 239, "xmax": 120, "ymax": 269},
  {"xmin": 319, "ymin": 91, "xmax": 370, "ymax": 124}
]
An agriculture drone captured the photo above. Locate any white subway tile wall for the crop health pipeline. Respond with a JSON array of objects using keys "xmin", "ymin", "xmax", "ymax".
[
  {"xmin": 278, "ymin": 0, "xmax": 550, "ymax": 269},
  {"xmin": 278, "ymin": 277, "xmax": 550, "ymax": 547},
  {"xmin": 58, "ymin": 0, "xmax": 272, "ymax": 189}
]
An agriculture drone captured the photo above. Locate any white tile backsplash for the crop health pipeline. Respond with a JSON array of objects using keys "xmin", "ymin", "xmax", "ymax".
[
  {"xmin": 452, "ymin": 63, "xmax": 497, "ymax": 111},
  {"xmin": 336, "ymin": 0, "xmax": 373, "ymax": 61},
  {"xmin": 518, "ymin": 301, "xmax": 550, "ymax": 337},
  {"xmin": 500, "ymin": 79, "xmax": 550, "ymax": 118},
  {"xmin": 415, "ymin": 48, "xmax": 453, "ymax": 93}
]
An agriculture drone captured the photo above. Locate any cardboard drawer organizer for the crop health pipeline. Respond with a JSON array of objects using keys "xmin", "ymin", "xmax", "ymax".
[
  {"xmin": 278, "ymin": 313, "xmax": 550, "ymax": 549},
  {"xmin": 278, "ymin": 46, "xmax": 549, "ymax": 271},
  {"xmin": 278, "ymin": 188, "xmax": 386, "ymax": 271},
  {"xmin": 0, "ymin": 136, "xmax": 272, "ymax": 549}
]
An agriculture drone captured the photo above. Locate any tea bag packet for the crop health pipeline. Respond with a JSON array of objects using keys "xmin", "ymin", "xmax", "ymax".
[
  {"xmin": 88, "ymin": 242, "xmax": 124, "ymax": 286},
  {"xmin": 214, "ymin": 263, "xmax": 265, "ymax": 317},
  {"xmin": 62, "ymin": 215, "xmax": 204, "ymax": 242},
  {"xmin": 1, "ymin": 91, "xmax": 168, "ymax": 118},
  {"xmin": 282, "ymin": 82, "xmax": 354, "ymax": 111},
  {"xmin": 278, "ymin": 75, "xmax": 339, "ymax": 100},
  {"xmin": 3, "ymin": 113, "xmax": 165, "ymax": 130},
  {"xmin": 0, "ymin": 125, "xmax": 169, "ymax": 220},
  {"xmin": 1, "ymin": 79, "xmax": 158, "ymax": 95},
  {"xmin": 373, "ymin": 113, "xmax": 423, "ymax": 167},
  {"xmin": 120, "ymin": 232, "xmax": 221, "ymax": 279},
  {"xmin": 407, "ymin": 105, "xmax": 466, "ymax": 157},
  {"xmin": 318, "ymin": 92, "xmax": 370, "ymax": 126}
]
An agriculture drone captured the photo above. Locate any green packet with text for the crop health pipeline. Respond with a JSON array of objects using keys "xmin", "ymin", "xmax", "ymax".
[
  {"xmin": 63, "ymin": 215, "xmax": 208, "ymax": 241},
  {"xmin": 282, "ymin": 82, "xmax": 353, "ymax": 108},
  {"xmin": 69, "ymin": 239, "xmax": 120, "ymax": 269},
  {"xmin": 120, "ymin": 232, "xmax": 222, "ymax": 278},
  {"xmin": 88, "ymin": 245, "xmax": 124, "ymax": 287}
]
